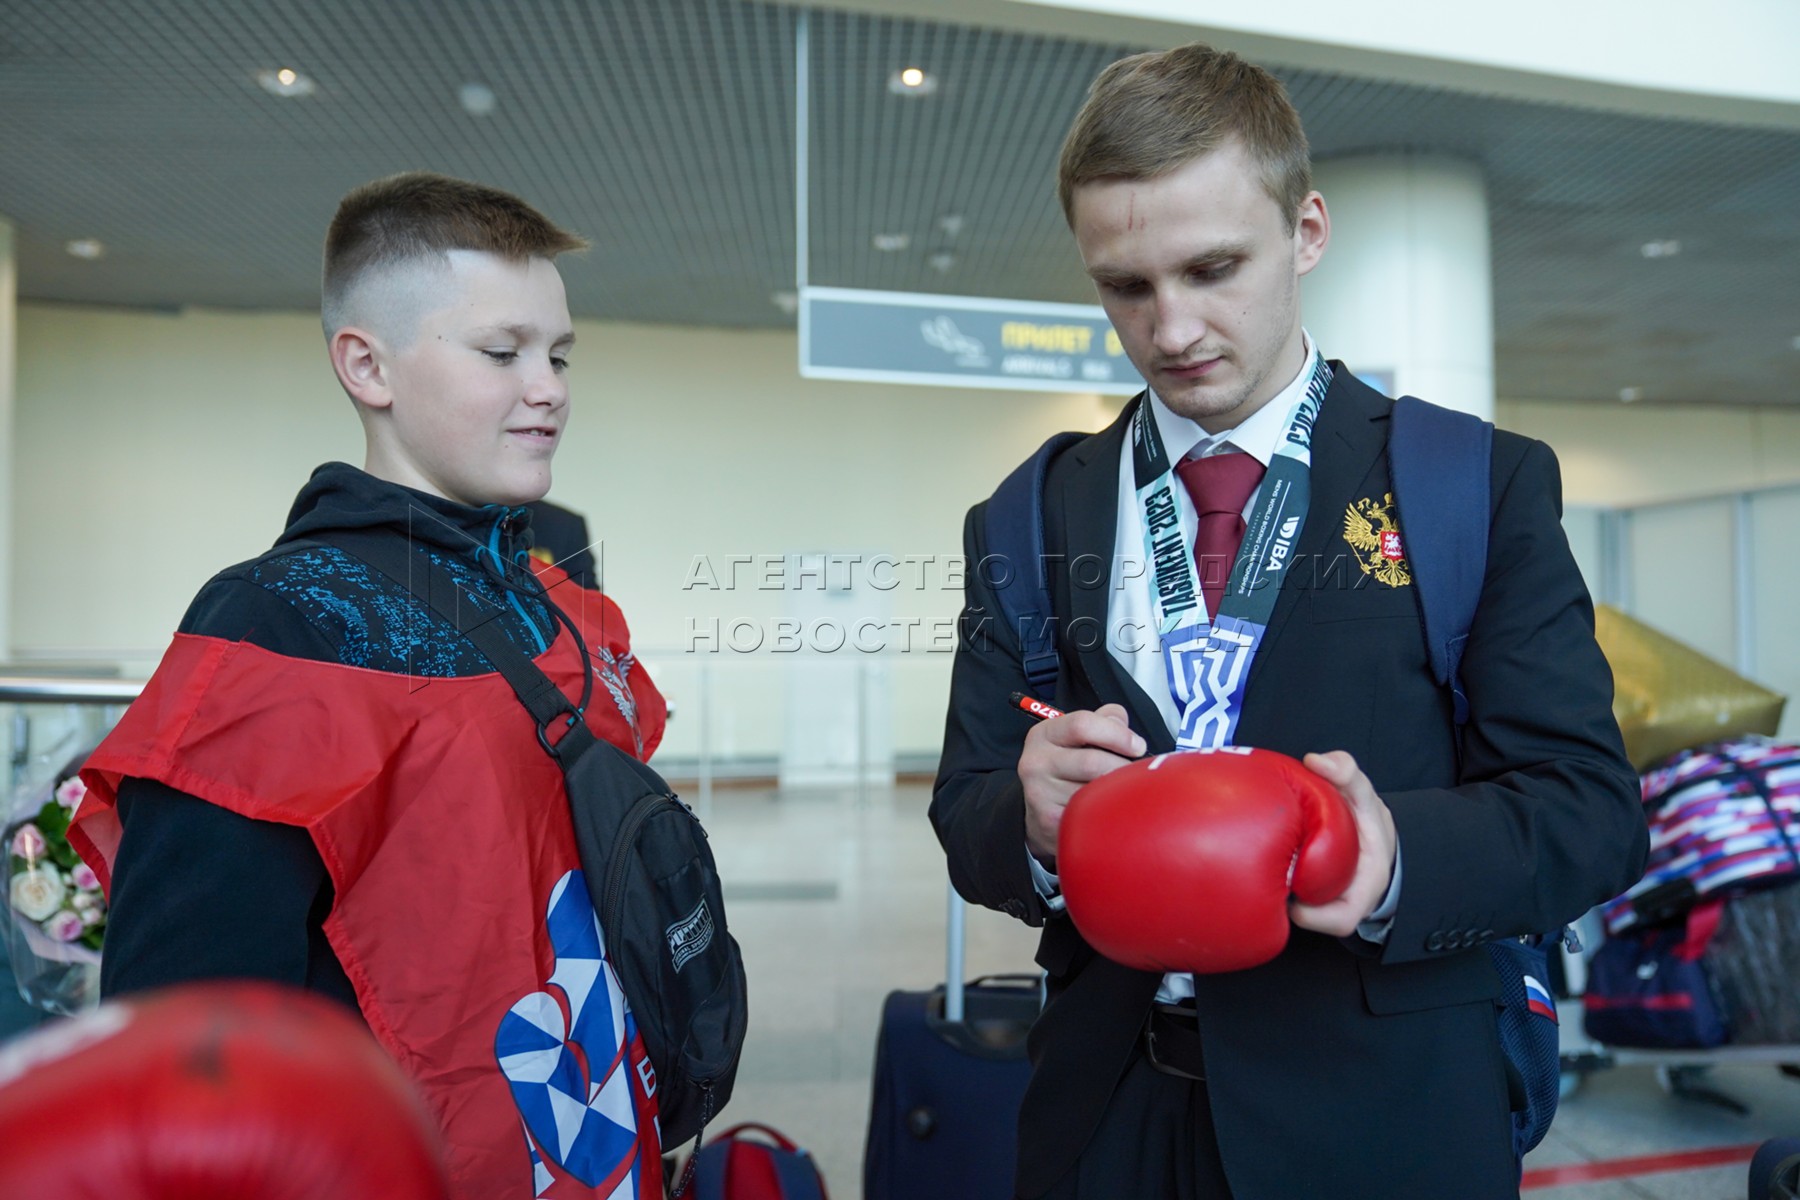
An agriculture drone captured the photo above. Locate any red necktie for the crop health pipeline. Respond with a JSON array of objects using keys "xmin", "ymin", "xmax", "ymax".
[{"xmin": 1173, "ymin": 451, "xmax": 1267, "ymax": 619}]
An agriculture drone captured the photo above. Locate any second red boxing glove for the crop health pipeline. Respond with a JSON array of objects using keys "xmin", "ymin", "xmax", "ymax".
[
  {"xmin": 1059, "ymin": 746, "xmax": 1358, "ymax": 974},
  {"xmin": 0, "ymin": 981, "xmax": 449, "ymax": 1200}
]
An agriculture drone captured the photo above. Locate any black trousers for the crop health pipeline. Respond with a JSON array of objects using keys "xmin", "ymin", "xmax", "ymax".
[{"xmin": 1031, "ymin": 1050, "xmax": 1233, "ymax": 1200}]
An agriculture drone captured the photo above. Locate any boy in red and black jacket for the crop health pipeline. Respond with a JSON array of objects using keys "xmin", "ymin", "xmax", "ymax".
[{"xmin": 73, "ymin": 173, "xmax": 667, "ymax": 1200}]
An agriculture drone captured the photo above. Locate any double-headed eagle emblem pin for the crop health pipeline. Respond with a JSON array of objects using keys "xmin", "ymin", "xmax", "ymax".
[{"xmin": 1342, "ymin": 493, "xmax": 1412, "ymax": 588}]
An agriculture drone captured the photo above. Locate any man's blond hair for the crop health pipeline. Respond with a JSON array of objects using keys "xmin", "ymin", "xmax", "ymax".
[{"xmin": 1057, "ymin": 43, "xmax": 1311, "ymax": 232}]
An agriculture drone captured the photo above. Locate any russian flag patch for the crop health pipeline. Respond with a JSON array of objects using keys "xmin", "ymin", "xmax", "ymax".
[{"xmin": 1524, "ymin": 975, "xmax": 1558, "ymax": 1022}]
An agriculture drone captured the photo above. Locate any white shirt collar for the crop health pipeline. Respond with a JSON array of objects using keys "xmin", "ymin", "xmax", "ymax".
[{"xmin": 1144, "ymin": 330, "xmax": 1318, "ymax": 468}]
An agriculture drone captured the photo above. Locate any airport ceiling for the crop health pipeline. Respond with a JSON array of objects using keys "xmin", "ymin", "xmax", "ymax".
[{"xmin": 3, "ymin": 0, "xmax": 1798, "ymax": 406}]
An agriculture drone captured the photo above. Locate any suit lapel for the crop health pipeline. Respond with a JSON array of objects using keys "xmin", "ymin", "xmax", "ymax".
[
  {"xmin": 1249, "ymin": 365, "xmax": 1393, "ymax": 679},
  {"xmin": 1057, "ymin": 399, "xmax": 1175, "ymax": 749}
]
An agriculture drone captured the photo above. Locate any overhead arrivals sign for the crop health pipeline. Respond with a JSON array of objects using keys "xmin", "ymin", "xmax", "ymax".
[{"xmin": 799, "ymin": 286, "xmax": 1145, "ymax": 395}]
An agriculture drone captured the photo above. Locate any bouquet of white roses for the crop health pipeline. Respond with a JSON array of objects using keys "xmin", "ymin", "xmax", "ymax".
[{"xmin": 4, "ymin": 772, "xmax": 105, "ymax": 1013}]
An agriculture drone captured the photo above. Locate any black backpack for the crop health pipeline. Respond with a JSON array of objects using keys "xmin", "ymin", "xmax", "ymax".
[{"xmin": 325, "ymin": 526, "xmax": 747, "ymax": 1155}]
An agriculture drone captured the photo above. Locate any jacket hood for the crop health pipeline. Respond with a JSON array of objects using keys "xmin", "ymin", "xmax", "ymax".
[{"xmin": 275, "ymin": 462, "xmax": 534, "ymax": 564}]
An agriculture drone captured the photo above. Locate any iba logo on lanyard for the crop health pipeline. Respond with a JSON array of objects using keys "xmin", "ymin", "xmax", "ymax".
[{"xmin": 1131, "ymin": 356, "xmax": 1333, "ymax": 751}]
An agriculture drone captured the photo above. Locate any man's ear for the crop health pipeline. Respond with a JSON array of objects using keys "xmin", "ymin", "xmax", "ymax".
[
  {"xmin": 1292, "ymin": 191, "xmax": 1330, "ymax": 278},
  {"xmin": 330, "ymin": 326, "xmax": 393, "ymax": 410}
]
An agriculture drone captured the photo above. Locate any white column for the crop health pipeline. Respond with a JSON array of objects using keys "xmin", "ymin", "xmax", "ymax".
[
  {"xmin": 0, "ymin": 218, "xmax": 14, "ymax": 661},
  {"xmin": 1301, "ymin": 155, "xmax": 1494, "ymax": 421}
]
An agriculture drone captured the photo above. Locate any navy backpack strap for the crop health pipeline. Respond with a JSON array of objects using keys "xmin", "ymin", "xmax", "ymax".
[
  {"xmin": 1390, "ymin": 396, "xmax": 1576, "ymax": 1168},
  {"xmin": 1388, "ymin": 396, "xmax": 1492, "ymax": 726},
  {"xmin": 983, "ymin": 431, "xmax": 1085, "ymax": 694}
]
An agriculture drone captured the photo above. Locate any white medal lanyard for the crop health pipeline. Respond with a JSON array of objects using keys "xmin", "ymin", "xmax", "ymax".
[{"xmin": 1131, "ymin": 354, "xmax": 1333, "ymax": 750}]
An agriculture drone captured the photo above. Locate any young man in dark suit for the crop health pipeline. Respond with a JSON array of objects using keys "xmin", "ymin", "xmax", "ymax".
[{"xmin": 931, "ymin": 43, "xmax": 1647, "ymax": 1200}]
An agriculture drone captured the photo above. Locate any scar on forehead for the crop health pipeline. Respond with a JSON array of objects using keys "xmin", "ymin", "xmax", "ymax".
[{"xmin": 1127, "ymin": 194, "xmax": 1138, "ymax": 231}]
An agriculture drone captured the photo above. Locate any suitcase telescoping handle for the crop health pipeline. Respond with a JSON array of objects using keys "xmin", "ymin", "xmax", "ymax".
[
  {"xmin": 945, "ymin": 881, "xmax": 1047, "ymax": 1022},
  {"xmin": 945, "ymin": 881, "xmax": 967, "ymax": 1022}
]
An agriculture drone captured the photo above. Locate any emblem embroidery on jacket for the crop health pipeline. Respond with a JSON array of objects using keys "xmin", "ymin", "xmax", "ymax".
[
  {"xmin": 1342, "ymin": 493, "xmax": 1412, "ymax": 588},
  {"xmin": 593, "ymin": 648, "xmax": 643, "ymax": 757}
]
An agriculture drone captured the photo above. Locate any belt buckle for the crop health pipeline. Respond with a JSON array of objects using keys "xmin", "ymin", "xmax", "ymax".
[{"xmin": 1144, "ymin": 1014, "xmax": 1204, "ymax": 1082}]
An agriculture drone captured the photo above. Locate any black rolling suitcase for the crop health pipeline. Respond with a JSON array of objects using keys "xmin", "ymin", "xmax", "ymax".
[{"xmin": 863, "ymin": 884, "xmax": 1041, "ymax": 1200}]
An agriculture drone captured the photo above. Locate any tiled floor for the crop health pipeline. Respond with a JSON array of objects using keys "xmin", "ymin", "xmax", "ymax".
[{"xmin": 700, "ymin": 780, "xmax": 1800, "ymax": 1200}]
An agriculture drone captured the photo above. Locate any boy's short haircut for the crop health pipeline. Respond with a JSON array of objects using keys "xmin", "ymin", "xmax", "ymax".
[
  {"xmin": 1056, "ymin": 43, "xmax": 1312, "ymax": 233},
  {"xmin": 321, "ymin": 171, "xmax": 588, "ymax": 340}
]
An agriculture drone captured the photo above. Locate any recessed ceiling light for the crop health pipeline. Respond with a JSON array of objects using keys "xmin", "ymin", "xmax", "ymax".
[
  {"xmin": 1791, "ymin": 334, "xmax": 1800, "ymax": 351},
  {"xmin": 1640, "ymin": 239, "xmax": 1681, "ymax": 259},
  {"xmin": 1619, "ymin": 386, "xmax": 1644, "ymax": 403},
  {"xmin": 928, "ymin": 251, "xmax": 957, "ymax": 273},
  {"xmin": 887, "ymin": 68, "xmax": 937, "ymax": 96},
  {"xmin": 458, "ymin": 83, "xmax": 497, "ymax": 117},
  {"xmin": 64, "ymin": 239, "xmax": 105, "ymax": 260},
  {"xmin": 256, "ymin": 67, "xmax": 316, "ymax": 98},
  {"xmin": 936, "ymin": 213, "xmax": 965, "ymax": 238},
  {"xmin": 770, "ymin": 291, "xmax": 799, "ymax": 315},
  {"xmin": 872, "ymin": 233, "xmax": 911, "ymax": 252}
]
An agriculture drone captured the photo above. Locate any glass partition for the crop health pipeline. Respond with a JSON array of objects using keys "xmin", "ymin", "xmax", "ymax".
[{"xmin": 1, "ymin": 683, "xmax": 138, "ymax": 1036}]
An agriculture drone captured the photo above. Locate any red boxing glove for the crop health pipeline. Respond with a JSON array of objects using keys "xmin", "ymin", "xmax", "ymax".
[
  {"xmin": 0, "ymin": 981, "xmax": 449, "ymax": 1200},
  {"xmin": 1059, "ymin": 747, "xmax": 1358, "ymax": 974}
]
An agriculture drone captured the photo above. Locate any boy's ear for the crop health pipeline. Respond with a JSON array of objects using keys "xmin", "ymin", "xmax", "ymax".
[{"xmin": 330, "ymin": 326, "xmax": 394, "ymax": 410}]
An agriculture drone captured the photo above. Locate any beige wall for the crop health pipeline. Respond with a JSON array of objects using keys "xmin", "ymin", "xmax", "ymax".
[
  {"xmin": 15, "ymin": 300, "xmax": 1800, "ymax": 757},
  {"xmin": 1497, "ymin": 398, "xmax": 1800, "ymax": 507},
  {"xmin": 16, "ymin": 305, "xmax": 352, "ymax": 666}
]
